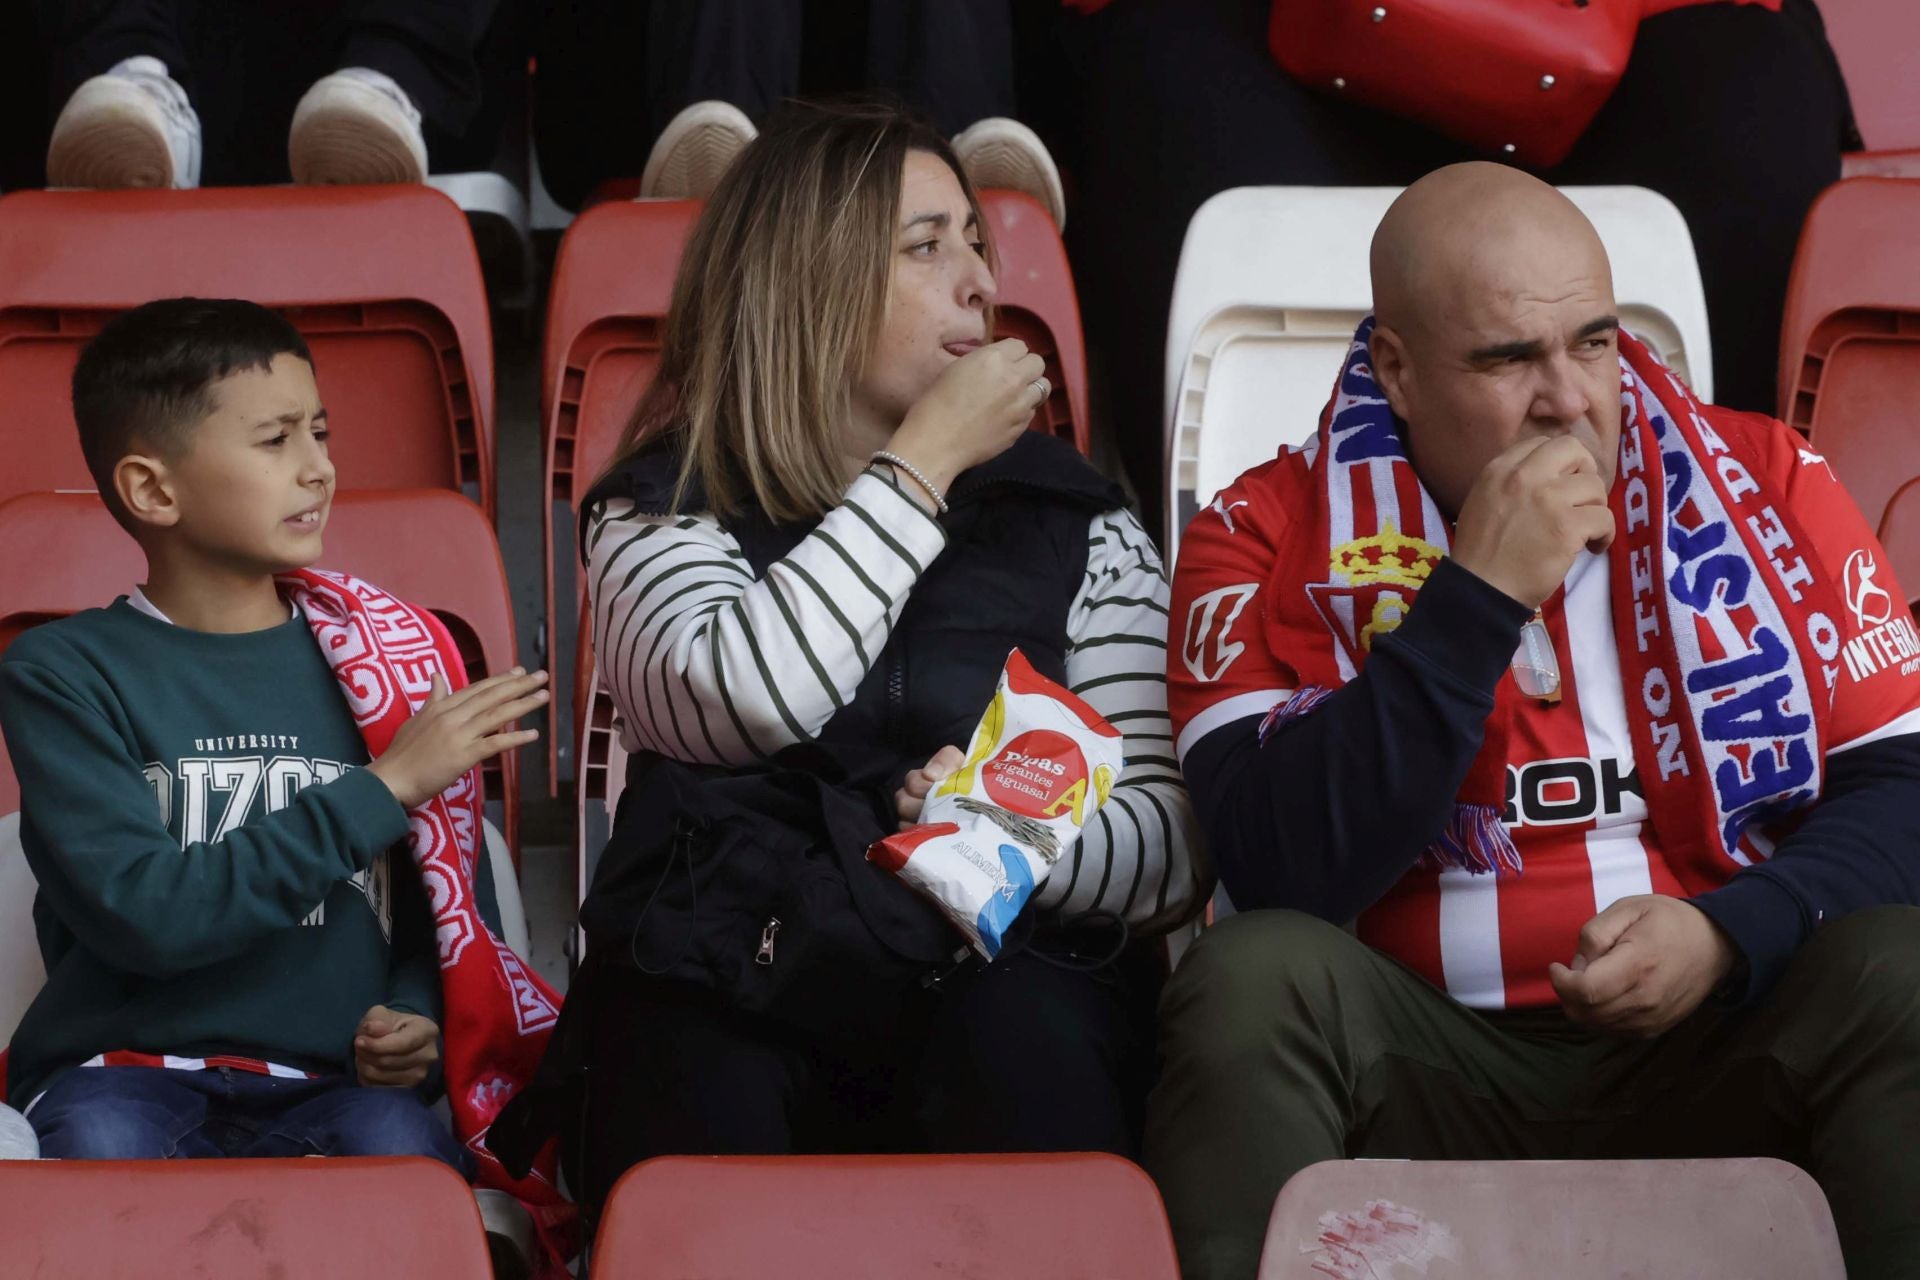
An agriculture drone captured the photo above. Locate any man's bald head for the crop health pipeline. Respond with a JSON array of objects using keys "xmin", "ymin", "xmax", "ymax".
[
  {"xmin": 1371, "ymin": 162, "xmax": 1611, "ymax": 342},
  {"xmin": 1365, "ymin": 162, "xmax": 1624, "ymax": 520}
]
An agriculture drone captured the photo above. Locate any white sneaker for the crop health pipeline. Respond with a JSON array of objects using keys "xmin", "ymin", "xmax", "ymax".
[
  {"xmin": 640, "ymin": 100, "xmax": 757, "ymax": 201},
  {"xmin": 951, "ymin": 116, "xmax": 1066, "ymax": 230},
  {"xmin": 46, "ymin": 56, "xmax": 202, "ymax": 190},
  {"xmin": 289, "ymin": 68, "xmax": 428, "ymax": 185}
]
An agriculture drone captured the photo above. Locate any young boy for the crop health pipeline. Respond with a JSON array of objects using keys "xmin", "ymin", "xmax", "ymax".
[{"xmin": 0, "ymin": 298, "xmax": 548, "ymax": 1166}]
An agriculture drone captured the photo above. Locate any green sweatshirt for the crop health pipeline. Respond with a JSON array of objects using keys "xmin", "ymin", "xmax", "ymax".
[{"xmin": 0, "ymin": 599, "xmax": 442, "ymax": 1104}]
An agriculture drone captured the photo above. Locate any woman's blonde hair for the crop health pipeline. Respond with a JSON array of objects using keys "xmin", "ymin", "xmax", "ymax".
[{"xmin": 601, "ymin": 99, "xmax": 995, "ymax": 524}]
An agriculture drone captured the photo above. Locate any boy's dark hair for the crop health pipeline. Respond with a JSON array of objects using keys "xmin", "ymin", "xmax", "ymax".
[{"xmin": 72, "ymin": 298, "xmax": 313, "ymax": 531}]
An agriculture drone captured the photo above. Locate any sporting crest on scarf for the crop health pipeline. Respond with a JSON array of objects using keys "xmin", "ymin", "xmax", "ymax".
[
  {"xmin": 279, "ymin": 569, "xmax": 572, "ymax": 1271},
  {"xmin": 1259, "ymin": 318, "xmax": 1840, "ymax": 888}
]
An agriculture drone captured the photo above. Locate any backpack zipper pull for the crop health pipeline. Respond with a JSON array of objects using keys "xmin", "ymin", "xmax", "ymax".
[{"xmin": 756, "ymin": 917, "xmax": 781, "ymax": 966}]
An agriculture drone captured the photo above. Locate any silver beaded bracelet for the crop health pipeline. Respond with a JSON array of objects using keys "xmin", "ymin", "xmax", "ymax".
[{"xmin": 871, "ymin": 450, "xmax": 949, "ymax": 515}]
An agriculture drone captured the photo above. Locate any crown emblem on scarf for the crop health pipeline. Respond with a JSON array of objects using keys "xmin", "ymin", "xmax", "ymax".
[{"xmin": 1331, "ymin": 521, "xmax": 1444, "ymax": 588}]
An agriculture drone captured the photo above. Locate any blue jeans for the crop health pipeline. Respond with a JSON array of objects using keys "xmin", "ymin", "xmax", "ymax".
[{"xmin": 27, "ymin": 1066, "xmax": 472, "ymax": 1177}]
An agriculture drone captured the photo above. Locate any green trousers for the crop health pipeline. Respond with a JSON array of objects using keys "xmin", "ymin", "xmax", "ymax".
[{"xmin": 1143, "ymin": 906, "xmax": 1920, "ymax": 1280}]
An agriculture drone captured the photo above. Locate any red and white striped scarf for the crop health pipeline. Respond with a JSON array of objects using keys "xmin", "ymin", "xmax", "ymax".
[
  {"xmin": 1262, "ymin": 319, "xmax": 1839, "ymax": 890},
  {"xmin": 279, "ymin": 570, "xmax": 572, "ymax": 1269}
]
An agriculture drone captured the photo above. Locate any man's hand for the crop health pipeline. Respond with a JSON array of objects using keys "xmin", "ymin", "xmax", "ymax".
[
  {"xmin": 1451, "ymin": 434, "xmax": 1616, "ymax": 609},
  {"xmin": 353, "ymin": 1005, "xmax": 441, "ymax": 1088},
  {"xmin": 895, "ymin": 745, "xmax": 967, "ymax": 828},
  {"xmin": 1549, "ymin": 895, "xmax": 1739, "ymax": 1037}
]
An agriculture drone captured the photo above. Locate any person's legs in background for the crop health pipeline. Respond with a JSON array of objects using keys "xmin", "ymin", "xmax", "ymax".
[
  {"xmin": 37, "ymin": 0, "xmax": 202, "ymax": 188},
  {"xmin": 1050, "ymin": 0, "xmax": 1460, "ymax": 539},
  {"xmin": 862, "ymin": 0, "xmax": 1014, "ymax": 139},
  {"xmin": 294, "ymin": 0, "xmax": 512, "ymax": 185},
  {"xmin": 1548, "ymin": 0, "xmax": 1851, "ymax": 416},
  {"xmin": 533, "ymin": 0, "xmax": 800, "ymax": 209}
]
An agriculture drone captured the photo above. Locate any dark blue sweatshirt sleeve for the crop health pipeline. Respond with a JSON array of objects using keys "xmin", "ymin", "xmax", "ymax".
[
  {"xmin": 1183, "ymin": 558, "xmax": 1532, "ymax": 921},
  {"xmin": 1691, "ymin": 732, "xmax": 1920, "ymax": 1004}
]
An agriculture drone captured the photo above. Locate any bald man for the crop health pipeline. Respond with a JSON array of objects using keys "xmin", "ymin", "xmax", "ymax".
[{"xmin": 1154, "ymin": 163, "xmax": 1920, "ymax": 1280}]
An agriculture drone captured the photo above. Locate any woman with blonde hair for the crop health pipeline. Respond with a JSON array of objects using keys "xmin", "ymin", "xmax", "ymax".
[{"xmin": 528, "ymin": 99, "xmax": 1205, "ymax": 1207}]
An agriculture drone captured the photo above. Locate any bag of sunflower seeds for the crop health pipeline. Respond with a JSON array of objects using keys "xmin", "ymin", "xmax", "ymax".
[{"xmin": 867, "ymin": 649, "xmax": 1124, "ymax": 959}]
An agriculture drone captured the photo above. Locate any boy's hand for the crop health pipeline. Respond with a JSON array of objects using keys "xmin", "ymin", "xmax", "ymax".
[
  {"xmin": 354, "ymin": 1005, "xmax": 441, "ymax": 1088},
  {"xmin": 367, "ymin": 669, "xmax": 548, "ymax": 810}
]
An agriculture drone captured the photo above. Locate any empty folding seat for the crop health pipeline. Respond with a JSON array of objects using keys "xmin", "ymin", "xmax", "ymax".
[
  {"xmin": 592, "ymin": 1153, "xmax": 1183, "ymax": 1279},
  {"xmin": 0, "ymin": 490, "xmax": 524, "ymax": 862},
  {"xmin": 1161, "ymin": 185, "xmax": 1713, "ymax": 558},
  {"xmin": 1257, "ymin": 1158, "xmax": 1843, "ymax": 1278},
  {"xmin": 0, "ymin": 186, "xmax": 495, "ymax": 513},
  {"xmin": 540, "ymin": 189, "xmax": 1088, "ymax": 790},
  {"xmin": 1823, "ymin": 0, "xmax": 1920, "ymax": 177},
  {"xmin": 1778, "ymin": 178, "xmax": 1920, "ymax": 535},
  {"xmin": 0, "ymin": 1157, "xmax": 493, "ymax": 1278}
]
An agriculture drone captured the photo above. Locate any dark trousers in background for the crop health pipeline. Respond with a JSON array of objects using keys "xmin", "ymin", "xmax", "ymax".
[
  {"xmin": 576, "ymin": 942, "xmax": 1160, "ymax": 1217},
  {"xmin": 534, "ymin": 0, "xmax": 1017, "ymax": 211},
  {"xmin": 1144, "ymin": 907, "xmax": 1920, "ymax": 1280},
  {"xmin": 1051, "ymin": 0, "xmax": 1853, "ymax": 537},
  {"xmin": 28, "ymin": 1064, "xmax": 474, "ymax": 1176},
  {"xmin": 34, "ymin": 0, "xmax": 516, "ymax": 184}
]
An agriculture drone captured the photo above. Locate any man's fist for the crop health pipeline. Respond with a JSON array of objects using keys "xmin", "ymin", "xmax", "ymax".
[
  {"xmin": 353, "ymin": 1005, "xmax": 441, "ymax": 1088},
  {"xmin": 1451, "ymin": 434, "xmax": 1616, "ymax": 609},
  {"xmin": 1549, "ymin": 895, "xmax": 1739, "ymax": 1037}
]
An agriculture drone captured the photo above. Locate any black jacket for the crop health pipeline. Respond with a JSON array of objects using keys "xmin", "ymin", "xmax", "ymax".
[{"xmin": 491, "ymin": 433, "xmax": 1128, "ymax": 1177}]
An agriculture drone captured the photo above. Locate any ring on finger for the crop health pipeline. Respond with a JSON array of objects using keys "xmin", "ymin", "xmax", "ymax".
[{"xmin": 1030, "ymin": 375, "xmax": 1052, "ymax": 402}]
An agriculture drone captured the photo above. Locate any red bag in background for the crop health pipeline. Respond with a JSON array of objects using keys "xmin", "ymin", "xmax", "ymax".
[{"xmin": 1267, "ymin": 0, "xmax": 1640, "ymax": 168}]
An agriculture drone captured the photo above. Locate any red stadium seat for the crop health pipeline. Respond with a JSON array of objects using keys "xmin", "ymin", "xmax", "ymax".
[
  {"xmin": 539, "ymin": 189, "xmax": 1088, "ymax": 789},
  {"xmin": 1777, "ymin": 178, "xmax": 1920, "ymax": 534},
  {"xmin": 0, "ymin": 1157, "xmax": 492, "ymax": 1278},
  {"xmin": 591, "ymin": 1154, "xmax": 1182, "ymax": 1279},
  {"xmin": 1873, "ymin": 476, "xmax": 1920, "ymax": 609},
  {"xmin": 539, "ymin": 198, "xmax": 700, "ymax": 792},
  {"xmin": 980, "ymin": 189, "xmax": 1090, "ymax": 452},
  {"xmin": 573, "ymin": 597, "xmax": 627, "ymax": 960},
  {"xmin": 1823, "ymin": 0, "xmax": 1920, "ymax": 171},
  {"xmin": 0, "ymin": 490, "xmax": 522, "ymax": 856},
  {"xmin": 0, "ymin": 186, "xmax": 496, "ymax": 514},
  {"xmin": 1257, "ymin": 1158, "xmax": 1843, "ymax": 1278}
]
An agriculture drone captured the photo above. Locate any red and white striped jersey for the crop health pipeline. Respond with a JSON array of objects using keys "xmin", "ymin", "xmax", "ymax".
[{"xmin": 1171, "ymin": 426, "xmax": 1920, "ymax": 1008}]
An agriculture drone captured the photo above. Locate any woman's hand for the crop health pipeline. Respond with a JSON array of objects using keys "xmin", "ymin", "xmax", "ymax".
[
  {"xmin": 886, "ymin": 338, "xmax": 1049, "ymax": 494},
  {"xmin": 895, "ymin": 744, "xmax": 967, "ymax": 827}
]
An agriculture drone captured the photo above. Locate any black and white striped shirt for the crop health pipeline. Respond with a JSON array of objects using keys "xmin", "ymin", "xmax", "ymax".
[{"xmin": 585, "ymin": 466, "xmax": 1207, "ymax": 933}]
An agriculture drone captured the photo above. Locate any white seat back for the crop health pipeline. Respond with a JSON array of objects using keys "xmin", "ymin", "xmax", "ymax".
[
  {"xmin": 1259, "ymin": 1158, "xmax": 1843, "ymax": 1278},
  {"xmin": 1163, "ymin": 185, "xmax": 1714, "ymax": 556},
  {"xmin": 482, "ymin": 818, "xmax": 530, "ymax": 961},
  {"xmin": 0, "ymin": 813, "xmax": 47, "ymax": 1046}
]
